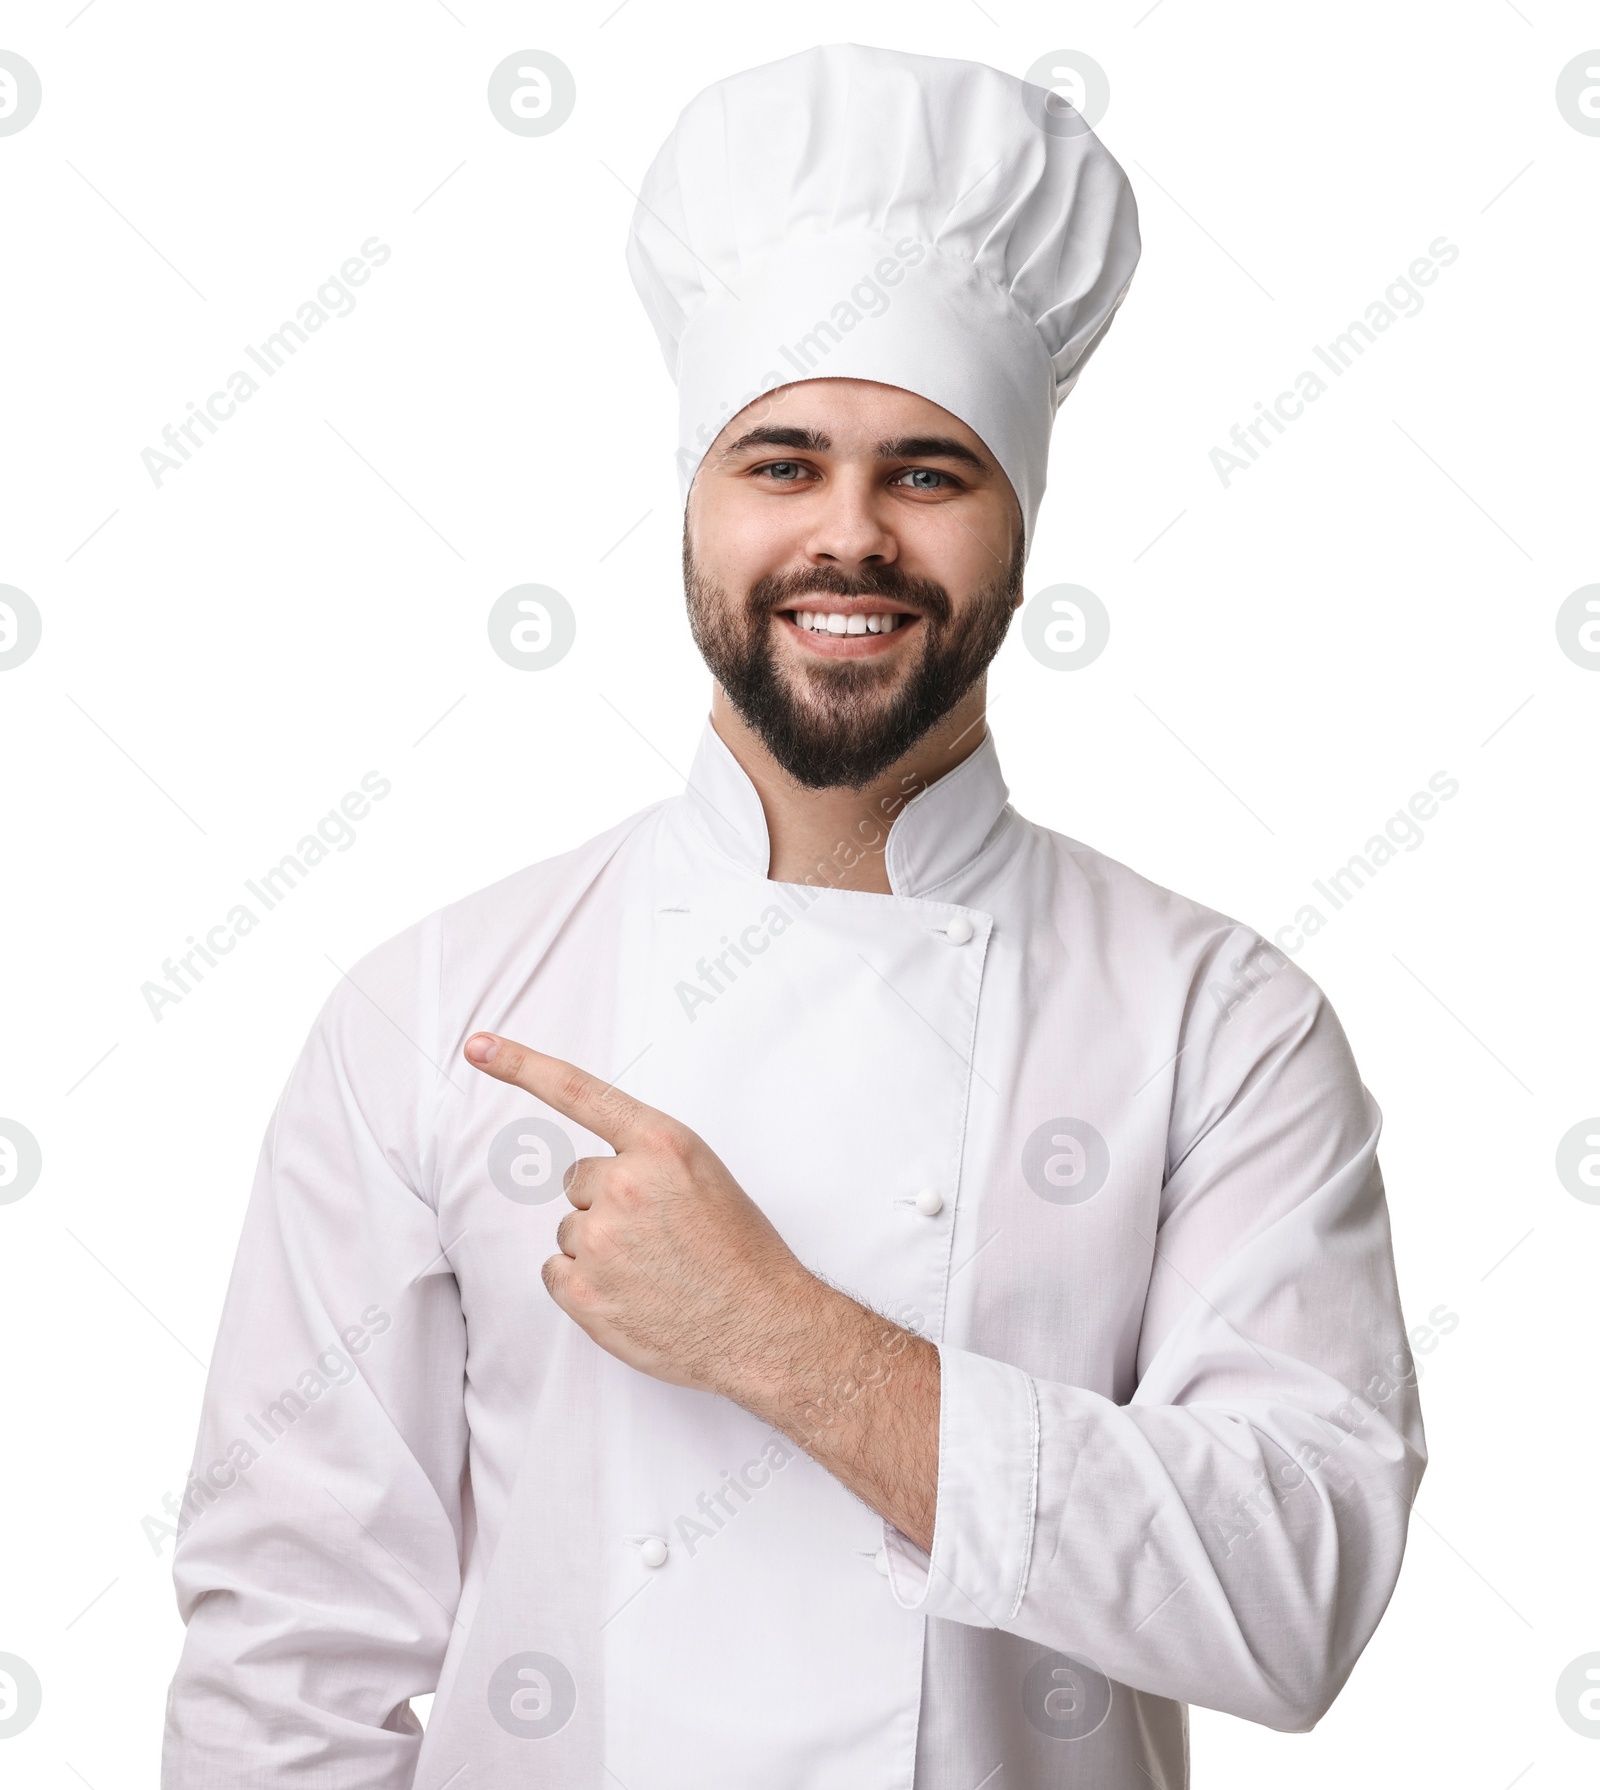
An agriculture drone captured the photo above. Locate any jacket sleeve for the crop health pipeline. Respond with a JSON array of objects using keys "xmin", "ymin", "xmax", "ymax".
[
  {"xmin": 883, "ymin": 928, "xmax": 1426, "ymax": 1732},
  {"xmin": 162, "ymin": 918, "xmax": 470, "ymax": 1787}
]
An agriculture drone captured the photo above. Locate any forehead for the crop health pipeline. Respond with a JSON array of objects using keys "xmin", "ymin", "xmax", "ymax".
[{"xmin": 710, "ymin": 377, "xmax": 988, "ymax": 459}]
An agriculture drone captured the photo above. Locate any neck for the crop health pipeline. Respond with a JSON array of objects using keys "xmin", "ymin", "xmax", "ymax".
[{"xmin": 708, "ymin": 683, "xmax": 989, "ymax": 894}]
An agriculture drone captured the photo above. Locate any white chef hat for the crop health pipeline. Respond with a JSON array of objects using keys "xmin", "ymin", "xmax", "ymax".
[{"xmin": 625, "ymin": 42, "xmax": 1141, "ymax": 554}]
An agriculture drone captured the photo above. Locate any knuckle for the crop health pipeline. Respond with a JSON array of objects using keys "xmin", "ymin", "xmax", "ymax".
[
  {"xmin": 586, "ymin": 1217, "xmax": 621, "ymax": 1264},
  {"xmin": 640, "ymin": 1121, "xmax": 686, "ymax": 1162},
  {"xmin": 556, "ymin": 1068, "xmax": 594, "ymax": 1113}
]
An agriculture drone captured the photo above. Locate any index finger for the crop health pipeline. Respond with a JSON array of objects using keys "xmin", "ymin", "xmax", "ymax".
[{"xmin": 463, "ymin": 1033, "xmax": 654, "ymax": 1150}]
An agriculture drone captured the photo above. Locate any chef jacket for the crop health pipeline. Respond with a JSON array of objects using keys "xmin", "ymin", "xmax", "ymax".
[{"xmin": 162, "ymin": 719, "xmax": 1426, "ymax": 1789}]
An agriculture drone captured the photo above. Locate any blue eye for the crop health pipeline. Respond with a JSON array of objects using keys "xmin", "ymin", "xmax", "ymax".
[
  {"xmin": 899, "ymin": 468, "xmax": 947, "ymax": 490},
  {"xmin": 765, "ymin": 461, "xmax": 804, "ymax": 480}
]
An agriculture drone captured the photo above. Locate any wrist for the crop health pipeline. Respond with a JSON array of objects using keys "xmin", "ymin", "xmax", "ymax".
[{"xmin": 707, "ymin": 1264, "xmax": 846, "ymax": 1415}]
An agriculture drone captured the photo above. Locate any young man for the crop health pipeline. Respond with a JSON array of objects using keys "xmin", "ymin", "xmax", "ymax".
[{"xmin": 164, "ymin": 45, "xmax": 1424, "ymax": 1789}]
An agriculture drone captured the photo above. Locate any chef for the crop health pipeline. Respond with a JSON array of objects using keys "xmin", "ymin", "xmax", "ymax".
[{"xmin": 163, "ymin": 43, "xmax": 1425, "ymax": 1790}]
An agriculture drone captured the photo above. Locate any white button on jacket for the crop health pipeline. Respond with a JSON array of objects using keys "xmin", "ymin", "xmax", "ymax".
[{"xmin": 163, "ymin": 722, "xmax": 1425, "ymax": 1789}]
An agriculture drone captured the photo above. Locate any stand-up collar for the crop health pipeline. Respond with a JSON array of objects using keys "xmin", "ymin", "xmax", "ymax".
[{"xmin": 680, "ymin": 718, "xmax": 1011, "ymax": 899}]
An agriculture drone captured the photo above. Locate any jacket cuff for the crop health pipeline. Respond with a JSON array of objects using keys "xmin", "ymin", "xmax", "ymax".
[{"xmin": 881, "ymin": 1344, "xmax": 1039, "ymax": 1627}]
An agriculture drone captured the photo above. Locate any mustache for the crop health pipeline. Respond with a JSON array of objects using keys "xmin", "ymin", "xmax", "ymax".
[{"xmin": 747, "ymin": 564, "xmax": 953, "ymax": 625}]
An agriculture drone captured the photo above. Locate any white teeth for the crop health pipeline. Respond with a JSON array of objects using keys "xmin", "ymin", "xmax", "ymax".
[{"xmin": 791, "ymin": 609, "xmax": 905, "ymax": 634}]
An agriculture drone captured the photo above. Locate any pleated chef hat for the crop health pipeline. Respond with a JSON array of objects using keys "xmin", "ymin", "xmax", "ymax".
[{"xmin": 626, "ymin": 42, "xmax": 1141, "ymax": 553}]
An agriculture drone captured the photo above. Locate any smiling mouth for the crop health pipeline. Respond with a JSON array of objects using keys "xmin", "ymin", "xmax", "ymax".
[{"xmin": 780, "ymin": 605, "xmax": 917, "ymax": 637}]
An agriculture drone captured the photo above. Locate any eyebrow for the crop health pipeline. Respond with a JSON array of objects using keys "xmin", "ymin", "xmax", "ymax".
[
  {"xmin": 876, "ymin": 435, "xmax": 990, "ymax": 473},
  {"xmin": 719, "ymin": 425, "xmax": 831, "ymax": 456},
  {"xmin": 717, "ymin": 424, "xmax": 990, "ymax": 474}
]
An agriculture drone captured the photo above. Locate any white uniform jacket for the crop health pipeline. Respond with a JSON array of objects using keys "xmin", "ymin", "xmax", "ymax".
[{"xmin": 163, "ymin": 721, "xmax": 1426, "ymax": 1788}]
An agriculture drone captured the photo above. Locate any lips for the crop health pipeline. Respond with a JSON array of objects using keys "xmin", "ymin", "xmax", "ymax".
[{"xmin": 774, "ymin": 601, "xmax": 922, "ymax": 654}]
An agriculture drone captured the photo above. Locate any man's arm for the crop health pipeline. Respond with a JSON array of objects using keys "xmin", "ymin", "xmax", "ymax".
[
  {"xmin": 165, "ymin": 927, "xmax": 468, "ymax": 1789},
  {"xmin": 465, "ymin": 935, "xmax": 1425, "ymax": 1731},
  {"xmin": 462, "ymin": 1031, "xmax": 942, "ymax": 1549}
]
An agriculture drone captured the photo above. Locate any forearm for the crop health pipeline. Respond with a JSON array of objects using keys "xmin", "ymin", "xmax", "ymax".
[{"xmin": 715, "ymin": 1275, "xmax": 941, "ymax": 1551}]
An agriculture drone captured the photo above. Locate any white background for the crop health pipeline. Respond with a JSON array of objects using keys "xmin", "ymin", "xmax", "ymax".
[{"xmin": 1, "ymin": 2, "xmax": 1596, "ymax": 1784}]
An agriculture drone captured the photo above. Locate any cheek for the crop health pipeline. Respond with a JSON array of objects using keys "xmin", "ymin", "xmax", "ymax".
[
  {"xmin": 690, "ymin": 481, "xmax": 807, "ymax": 590},
  {"xmin": 908, "ymin": 500, "xmax": 1015, "ymax": 591}
]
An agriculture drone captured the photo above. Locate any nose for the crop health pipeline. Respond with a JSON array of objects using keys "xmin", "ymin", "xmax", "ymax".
[{"xmin": 801, "ymin": 470, "xmax": 898, "ymax": 573}]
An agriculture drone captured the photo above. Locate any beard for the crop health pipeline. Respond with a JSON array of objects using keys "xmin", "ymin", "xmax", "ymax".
[{"xmin": 684, "ymin": 534, "xmax": 1023, "ymax": 791}]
